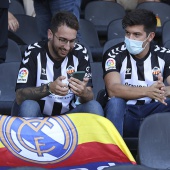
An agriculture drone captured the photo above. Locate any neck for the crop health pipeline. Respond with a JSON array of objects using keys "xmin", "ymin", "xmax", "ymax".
[{"xmin": 48, "ymin": 41, "xmax": 61, "ymax": 61}]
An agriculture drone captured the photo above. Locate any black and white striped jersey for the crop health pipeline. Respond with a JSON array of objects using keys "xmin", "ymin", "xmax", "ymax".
[
  {"xmin": 103, "ymin": 42, "xmax": 170, "ymax": 105},
  {"xmin": 16, "ymin": 40, "xmax": 92, "ymax": 115}
]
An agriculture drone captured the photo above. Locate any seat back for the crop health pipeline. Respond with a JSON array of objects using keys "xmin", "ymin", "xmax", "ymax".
[
  {"xmin": 0, "ymin": 62, "xmax": 20, "ymax": 115},
  {"xmin": 85, "ymin": 1, "xmax": 125, "ymax": 36},
  {"xmin": 6, "ymin": 39, "xmax": 22, "ymax": 63},
  {"xmin": 79, "ymin": 19, "xmax": 101, "ymax": 48},
  {"xmin": 162, "ymin": 19, "xmax": 170, "ymax": 45},
  {"xmin": 136, "ymin": 2, "xmax": 170, "ymax": 25},
  {"xmin": 91, "ymin": 62, "xmax": 104, "ymax": 100},
  {"xmin": 103, "ymin": 164, "xmax": 156, "ymax": 170},
  {"xmin": 164, "ymin": 40, "xmax": 170, "ymax": 49},
  {"xmin": 9, "ymin": 0, "xmax": 25, "ymax": 15},
  {"xmin": 79, "ymin": 19, "xmax": 103, "ymax": 61},
  {"xmin": 136, "ymin": 2, "xmax": 170, "ymax": 40},
  {"xmin": 107, "ymin": 18, "xmax": 125, "ymax": 41},
  {"xmin": 138, "ymin": 112, "xmax": 170, "ymax": 169}
]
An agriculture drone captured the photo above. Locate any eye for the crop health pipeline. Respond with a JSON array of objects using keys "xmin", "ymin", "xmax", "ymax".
[{"xmin": 59, "ymin": 38, "xmax": 67, "ymax": 43}]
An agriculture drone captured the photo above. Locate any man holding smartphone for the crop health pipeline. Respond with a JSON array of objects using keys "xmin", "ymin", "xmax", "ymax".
[{"xmin": 11, "ymin": 11, "xmax": 104, "ymax": 117}]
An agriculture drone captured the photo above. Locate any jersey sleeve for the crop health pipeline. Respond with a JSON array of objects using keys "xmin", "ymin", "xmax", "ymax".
[
  {"xmin": 73, "ymin": 43, "xmax": 92, "ymax": 87},
  {"xmin": 102, "ymin": 43, "xmax": 125, "ymax": 78},
  {"xmin": 15, "ymin": 43, "xmax": 39, "ymax": 90},
  {"xmin": 163, "ymin": 49, "xmax": 170, "ymax": 80}
]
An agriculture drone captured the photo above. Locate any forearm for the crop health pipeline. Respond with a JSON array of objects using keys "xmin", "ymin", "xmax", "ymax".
[
  {"xmin": 79, "ymin": 88, "xmax": 94, "ymax": 103},
  {"xmin": 16, "ymin": 84, "xmax": 50, "ymax": 105},
  {"xmin": 107, "ymin": 84, "xmax": 149, "ymax": 100}
]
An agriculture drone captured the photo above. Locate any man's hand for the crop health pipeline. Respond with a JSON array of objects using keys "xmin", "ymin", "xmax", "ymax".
[
  {"xmin": 49, "ymin": 76, "xmax": 69, "ymax": 96},
  {"xmin": 68, "ymin": 77, "xmax": 89, "ymax": 97},
  {"xmin": 148, "ymin": 73, "xmax": 167, "ymax": 105}
]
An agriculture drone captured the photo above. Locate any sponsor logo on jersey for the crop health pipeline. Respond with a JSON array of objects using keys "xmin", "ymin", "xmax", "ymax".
[
  {"xmin": 17, "ymin": 68, "xmax": 29, "ymax": 83},
  {"xmin": 66, "ymin": 65, "xmax": 75, "ymax": 75},
  {"xmin": 152, "ymin": 66, "xmax": 161, "ymax": 76},
  {"xmin": 0, "ymin": 116, "xmax": 78, "ymax": 164},
  {"xmin": 105, "ymin": 58, "xmax": 116, "ymax": 71}
]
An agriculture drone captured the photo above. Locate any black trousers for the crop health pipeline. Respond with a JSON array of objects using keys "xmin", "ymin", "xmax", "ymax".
[{"xmin": 0, "ymin": 8, "xmax": 8, "ymax": 63}]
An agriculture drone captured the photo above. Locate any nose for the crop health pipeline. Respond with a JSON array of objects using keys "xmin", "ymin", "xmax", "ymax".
[{"xmin": 63, "ymin": 41, "xmax": 71, "ymax": 50}]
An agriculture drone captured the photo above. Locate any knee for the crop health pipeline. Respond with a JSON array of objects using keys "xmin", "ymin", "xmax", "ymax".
[
  {"xmin": 19, "ymin": 100, "xmax": 41, "ymax": 117},
  {"xmin": 86, "ymin": 100, "xmax": 104, "ymax": 116},
  {"xmin": 107, "ymin": 97, "xmax": 125, "ymax": 106}
]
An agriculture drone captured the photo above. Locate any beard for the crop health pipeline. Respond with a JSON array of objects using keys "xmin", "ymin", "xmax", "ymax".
[{"xmin": 51, "ymin": 40, "xmax": 71, "ymax": 60}]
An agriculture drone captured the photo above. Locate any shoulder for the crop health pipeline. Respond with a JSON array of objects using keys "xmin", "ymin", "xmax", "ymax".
[
  {"xmin": 151, "ymin": 43, "xmax": 170, "ymax": 58},
  {"xmin": 23, "ymin": 41, "xmax": 47, "ymax": 57},
  {"xmin": 70, "ymin": 42, "xmax": 90, "ymax": 61},
  {"xmin": 103, "ymin": 42, "xmax": 127, "ymax": 57}
]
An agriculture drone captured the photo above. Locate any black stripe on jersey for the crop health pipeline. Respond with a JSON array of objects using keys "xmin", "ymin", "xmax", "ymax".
[
  {"xmin": 40, "ymin": 51, "xmax": 47, "ymax": 80},
  {"xmin": 137, "ymin": 61, "xmax": 145, "ymax": 81},
  {"xmin": 51, "ymin": 102, "xmax": 62, "ymax": 116},
  {"xmin": 151, "ymin": 55, "xmax": 159, "ymax": 81},
  {"xmin": 39, "ymin": 100, "xmax": 45, "ymax": 113},
  {"xmin": 136, "ymin": 100, "xmax": 145, "ymax": 105},
  {"xmin": 125, "ymin": 55, "xmax": 132, "ymax": 79},
  {"xmin": 53, "ymin": 66, "xmax": 61, "ymax": 81}
]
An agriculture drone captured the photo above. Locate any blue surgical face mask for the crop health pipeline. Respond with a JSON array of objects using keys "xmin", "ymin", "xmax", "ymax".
[{"xmin": 124, "ymin": 35, "xmax": 149, "ymax": 55}]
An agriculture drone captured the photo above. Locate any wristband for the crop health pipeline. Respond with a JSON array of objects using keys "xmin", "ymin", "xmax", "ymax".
[{"xmin": 47, "ymin": 82, "xmax": 53, "ymax": 94}]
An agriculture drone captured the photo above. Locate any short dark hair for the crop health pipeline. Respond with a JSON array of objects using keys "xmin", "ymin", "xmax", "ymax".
[
  {"xmin": 122, "ymin": 9, "xmax": 157, "ymax": 34},
  {"xmin": 50, "ymin": 11, "xmax": 79, "ymax": 33}
]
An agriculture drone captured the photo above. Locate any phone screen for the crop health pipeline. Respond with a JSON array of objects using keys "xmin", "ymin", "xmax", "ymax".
[{"xmin": 71, "ymin": 71, "xmax": 85, "ymax": 81}]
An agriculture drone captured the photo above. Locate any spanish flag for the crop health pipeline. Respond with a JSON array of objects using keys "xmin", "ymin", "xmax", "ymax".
[{"xmin": 0, "ymin": 113, "xmax": 136, "ymax": 169}]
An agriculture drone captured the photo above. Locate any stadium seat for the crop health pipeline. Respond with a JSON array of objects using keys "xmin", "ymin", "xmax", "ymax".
[
  {"xmin": 107, "ymin": 18, "xmax": 125, "ymax": 41},
  {"xmin": 162, "ymin": 19, "xmax": 170, "ymax": 46},
  {"xmin": 79, "ymin": 19, "xmax": 103, "ymax": 61},
  {"xmin": 6, "ymin": 39, "xmax": 22, "ymax": 63},
  {"xmin": 138, "ymin": 112, "xmax": 170, "ymax": 169},
  {"xmin": 9, "ymin": 0, "xmax": 25, "ymax": 15},
  {"xmin": 0, "ymin": 62, "xmax": 20, "ymax": 115},
  {"xmin": 9, "ymin": 14, "xmax": 41, "ymax": 54},
  {"xmin": 164, "ymin": 40, "xmax": 170, "ymax": 49},
  {"xmin": 84, "ymin": 1, "xmax": 125, "ymax": 37},
  {"xmin": 91, "ymin": 62, "xmax": 104, "ymax": 100},
  {"xmin": 103, "ymin": 165, "xmax": 156, "ymax": 170},
  {"xmin": 136, "ymin": 2, "xmax": 170, "ymax": 42}
]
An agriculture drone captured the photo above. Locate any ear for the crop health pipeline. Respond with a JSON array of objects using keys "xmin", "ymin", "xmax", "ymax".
[
  {"xmin": 47, "ymin": 29, "xmax": 53, "ymax": 40},
  {"xmin": 148, "ymin": 32, "xmax": 155, "ymax": 42}
]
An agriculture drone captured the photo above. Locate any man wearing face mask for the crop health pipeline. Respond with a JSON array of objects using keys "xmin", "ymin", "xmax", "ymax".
[{"xmin": 102, "ymin": 9, "xmax": 170, "ymax": 137}]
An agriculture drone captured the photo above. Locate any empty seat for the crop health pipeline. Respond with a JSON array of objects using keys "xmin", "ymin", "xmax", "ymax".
[
  {"xmin": 138, "ymin": 112, "xmax": 170, "ymax": 169},
  {"xmin": 107, "ymin": 18, "xmax": 125, "ymax": 41},
  {"xmin": 162, "ymin": 19, "xmax": 170, "ymax": 46},
  {"xmin": 79, "ymin": 19, "xmax": 103, "ymax": 62},
  {"xmin": 85, "ymin": 1, "xmax": 125, "ymax": 37},
  {"xmin": 9, "ymin": 0, "xmax": 25, "ymax": 15},
  {"xmin": 6, "ymin": 39, "xmax": 22, "ymax": 62},
  {"xmin": 136, "ymin": 2, "xmax": 170, "ymax": 39},
  {"xmin": 9, "ymin": 14, "xmax": 41, "ymax": 54},
  {"xmin": 0, "ymin": 62, "xmax": 20, "ymax": 115},
  {"xmin": 91, "ymin": 62, "xmax": 104, "ymax": 99},
  {"xmin": 103, "ymin": 165, "xmax": 155, "ymax": 170}
]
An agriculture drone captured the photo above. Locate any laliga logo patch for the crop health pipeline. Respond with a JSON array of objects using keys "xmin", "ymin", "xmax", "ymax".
[
  {"xmin": 105, "ymin": 58, "xmax": 116, "ymax": 71},
  {"xmin": 152, "ymin": 66, "xmax": 161, "ymax": 76},
  {"xmin": 17, "ymin": 68, "xmax": 28, "ymax": 83},
  {"xmin": 0, "ymin": 115, "xmax": 78, "ymax": 164}
]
